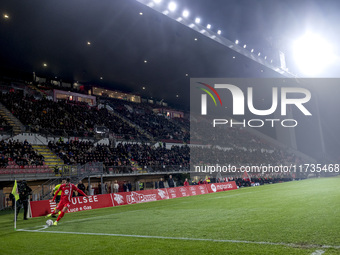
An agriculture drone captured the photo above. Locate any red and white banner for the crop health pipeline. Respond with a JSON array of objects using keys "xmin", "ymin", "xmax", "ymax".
[
  {"xmin": 187, "ymin": 184, "xmax": 209, "ymax": 196},
  {"xmin": 112, "ymin": 188, "xmax": 169, "ymax": 206},
  {"xmin": 30, "ymin": 194, "xmax": 113, "ymax": 217},
  {"xmin": 206, "ymin": 182, "xmax": 238, "ymax": 193},
  {"xmin": 67, "ymin": 194, "xmax": 113, "ymax": 213},
  {"xmin": 30, "ymin": 182, "xmax": 237, "ymax": 218}
]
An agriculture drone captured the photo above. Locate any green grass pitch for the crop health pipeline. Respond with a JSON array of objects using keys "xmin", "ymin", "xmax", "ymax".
[{"xmin": 1, "ymin": 177, "xmax": 340, "ymax": 254}]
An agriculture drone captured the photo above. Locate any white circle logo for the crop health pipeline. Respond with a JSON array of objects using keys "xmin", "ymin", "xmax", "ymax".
[{"xmin": 211, "ymin": 184, "xmax": 217, "ymax": 192}]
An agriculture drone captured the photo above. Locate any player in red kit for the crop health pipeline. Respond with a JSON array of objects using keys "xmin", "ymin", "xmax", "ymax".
[{"xmin": 46, "ymin": 177, "xmax": 87, "ymax": 225}]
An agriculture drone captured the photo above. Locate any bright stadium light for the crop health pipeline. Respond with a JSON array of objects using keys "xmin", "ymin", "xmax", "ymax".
[
  {"xmin": 195, "ymin": 17, "xmax": 200, "ymax": 24},
  {"xmin": 293, "ymin": 32, "xmax": 335, "ymax": 75},
  {"xmin": 168, "ymin": 2, "xmax": 177, "ymax": 12},
  {"xmin": 182, "ymin": 10, "xmax": 189, "ymax": 18},
  {"xmin": 206, "ymin": 24, "xmax": 211, "ymax": 29},
  {"xmin": 235, "ymin": 40, "xmax": 239, "ymax": 44},
  {"xmin": 217, "ymin": 30, "xmax": 221, "ymax": 35}
]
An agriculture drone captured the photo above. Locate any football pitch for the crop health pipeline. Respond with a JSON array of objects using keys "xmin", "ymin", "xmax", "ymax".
[{"xmin": 1, "ymin": 177, "xmax": 340, "ymax": 255}]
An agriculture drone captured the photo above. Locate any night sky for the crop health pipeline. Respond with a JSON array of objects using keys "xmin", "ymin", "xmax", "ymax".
[{"xmin": 1, "ymin": 0, "xmax": 340, "ymax": 159}]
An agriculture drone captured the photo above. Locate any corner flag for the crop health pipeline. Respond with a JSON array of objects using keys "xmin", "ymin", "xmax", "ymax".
[
  {"xmin": 12, "ymin": 180, "xmax": 20, "ymax": 231},
  {"xmin": 12, "ymin": 180, "xmax": 20, "ymax": 201}
]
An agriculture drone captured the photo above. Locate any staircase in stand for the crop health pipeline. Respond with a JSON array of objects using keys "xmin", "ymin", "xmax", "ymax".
[
  {"xmin": 0, "ymin": 102, "xmax": 24, "ymax": 135},
  {"xmin": 32, "ymin": 145, "xmax": 64, "ymax": 168}
]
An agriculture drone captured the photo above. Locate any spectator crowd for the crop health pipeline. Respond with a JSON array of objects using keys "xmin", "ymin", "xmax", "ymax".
[{"xmin": 0, "ymin": 139, "xmax": 44, "ymax": 168}]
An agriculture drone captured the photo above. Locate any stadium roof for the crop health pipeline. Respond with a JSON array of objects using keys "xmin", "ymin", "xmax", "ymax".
[
  {"xmin": 1, "ymin": 0, "xmax": 340, "ymax": 159},
  {"xmin": 1, "ymin": 0, "xmax": 339, "ymax": 108}
]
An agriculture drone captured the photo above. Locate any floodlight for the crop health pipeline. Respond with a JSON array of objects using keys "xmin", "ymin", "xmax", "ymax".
[
  {"xmin": 168, "ymin": 2, "xmax": 177, "ymax": 12},
  {"xmin": 182, "ymin": 10, "xmax": 189, "ymax": 18},
  {"xmin": 293, "ymin": 32, "xmax": 335, "ymax": 75}
]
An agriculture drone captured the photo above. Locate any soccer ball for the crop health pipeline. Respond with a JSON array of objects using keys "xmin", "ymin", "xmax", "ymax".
[{"xmin": 46, "ymin": 219, "xmax": 53, "ymax": 226}]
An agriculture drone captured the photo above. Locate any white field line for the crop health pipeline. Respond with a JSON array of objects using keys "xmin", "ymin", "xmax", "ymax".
[
  {"xmin": 16, "ymin": 229, "xmax": 340, "ymax": 250},
  {"xmin": 36, "ymin": 225, "xmax": 49, "ymax": 231},
  {"xmin": 311, "ymin": 250, "xmax": 325, "ymax": 255}
]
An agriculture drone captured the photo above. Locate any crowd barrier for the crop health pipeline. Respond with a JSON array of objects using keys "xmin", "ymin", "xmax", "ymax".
[{"xmin": 29, "ymin": 182, "xmax": 237, "ymax": 218}]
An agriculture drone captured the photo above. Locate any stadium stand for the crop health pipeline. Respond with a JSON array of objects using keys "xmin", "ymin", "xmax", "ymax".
[
  {"xmin": 0, "ymin": 139, "xmax": 45, "ymax": 168},
  {"xmin": 0, "ymin": 91, "xmax": 146, "ymax": 140},
  {"xmin": 0, "ymin": 85, "xmax": 309, "ymax": 168},
  {"xmin": 0, "ymin": 82, "xmax": 315, "ymax": 199},
  {"xmin": 47, "ymin": 140, "xmax": 190, "ymax": 171},
  {"xmin": 103, "ymin": 98, "xmax": 189, "ymax": 142}
]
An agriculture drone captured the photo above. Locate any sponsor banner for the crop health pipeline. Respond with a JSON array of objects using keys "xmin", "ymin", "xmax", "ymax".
[
  {"xmin": 30, "ymin": 194, "xmax": 113, "ymax": 217},
  {"xmin": 30, "ymin": 183, "xmax": 236, "ymax": 218},
  {"xmin": 66, "ymin": 194, "xmax": 113, "ymax": 213},
  {"xmin": 187, "ymin": 185, "xmax": 208, "ymax": 196},
  {"xmin": 206, "ymin": 181, "xmax": 237, "ymax": 193},
  {"xmin": 167, "ymin": 187, "xmax": 188, "ymax": 199},
  {"xmin": 178, "ymin": 186, "xmax": 190, "ymax": 197},
  {"xmin": 112, "ymin": 188, "xmax": 169, "ymax": 206}
]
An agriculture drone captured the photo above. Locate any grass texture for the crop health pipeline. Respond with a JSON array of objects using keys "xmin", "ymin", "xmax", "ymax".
[{"xmin": 1, "ymin": 177, "xmax": 340, "ymax": 254}]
